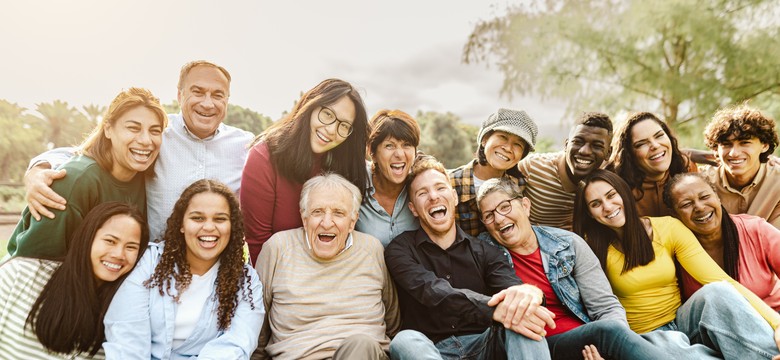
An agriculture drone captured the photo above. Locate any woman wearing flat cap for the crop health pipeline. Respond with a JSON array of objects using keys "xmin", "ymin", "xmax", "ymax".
[{"xmin": 449, "ymin": 108, "xmax": 538, "ymax": 237}]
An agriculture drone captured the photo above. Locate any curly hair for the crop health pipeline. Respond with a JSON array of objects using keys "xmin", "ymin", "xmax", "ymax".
[
  {"xmin": 144, "ymin": 179, "xmax": 254, "ymax": 331},
  {"xmin": 575, "ymin": 111, "xmax": 613, "ymax": 134},
  {"xmin": 609, "ymin": 112, "xmax": 689, "ymax": 200},
  {"xmin": 28, "ymin": 202, "xmax": 148, "ymax": 356},
  {"xmin": 704, "ymin": 105, "xmax": 779, "ymax": 163}
]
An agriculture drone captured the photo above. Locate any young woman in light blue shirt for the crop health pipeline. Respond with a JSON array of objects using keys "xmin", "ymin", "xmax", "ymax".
[{"xmin": 104, "ymin": 179, "xmax": 264, "ymax": 359}]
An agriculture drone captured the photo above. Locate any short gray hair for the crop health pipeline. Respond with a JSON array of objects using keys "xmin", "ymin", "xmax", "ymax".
[
  {"xmin": 476, "ymin": 177, "xmax": 523, "ymax": 211},
  {"xmin": 300, "ymin": 173, "xmax": 362, "ymax": 219}
]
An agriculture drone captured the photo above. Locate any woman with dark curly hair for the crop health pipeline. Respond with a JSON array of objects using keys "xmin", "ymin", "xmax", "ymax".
[
  {"xmin": 0, "ymin": 202, "xmax": 148, "ymax": 359},
  {"xmin": 241, "ymin": 78, "xmax": 369, "ymax": 263},
  {"xmin": 104, "ymin": 179, "xmax": 264, "ymax": 359},
  {"xmin": 608, "ymin": 112, "xmax": 697, "ymax": 217},
  {"xmin": 701, "ymin": 105, "xmax": 780, "ymax": 228}
]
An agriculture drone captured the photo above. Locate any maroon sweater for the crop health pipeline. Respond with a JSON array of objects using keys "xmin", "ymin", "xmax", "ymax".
[{"xmin": 241, "ymin": 142, "xmax": 322, "ymax": 264}]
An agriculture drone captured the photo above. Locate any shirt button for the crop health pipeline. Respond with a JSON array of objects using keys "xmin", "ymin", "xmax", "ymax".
[
  {"xmin": 445, "ymin": 275, "xmax": 451, "ymax": 280},
  {"xmin": 451, "ymin": 325, "xmax": 456, "ymax": 329}
]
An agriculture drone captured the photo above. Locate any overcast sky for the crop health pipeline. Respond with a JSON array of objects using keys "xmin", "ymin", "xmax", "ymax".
[{"xmin": 0, "ymin": 0, "xmax": 569, "ymax": 142}]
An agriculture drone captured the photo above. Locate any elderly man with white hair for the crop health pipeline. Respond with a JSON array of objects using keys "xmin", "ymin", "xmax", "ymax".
[{"xmin": 253, "ymin": 173, "xmax": 400, "ymax": 360}]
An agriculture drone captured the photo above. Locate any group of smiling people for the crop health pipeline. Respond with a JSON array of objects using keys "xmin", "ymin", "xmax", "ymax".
[{"xmin": 1, "ymin": 59, "xmax": 779, "ymax": 360}]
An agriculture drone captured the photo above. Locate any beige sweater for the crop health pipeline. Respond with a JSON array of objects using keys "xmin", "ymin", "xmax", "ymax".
[{"xmin": 253, "ymin": 228, "xmax": 400, "ymax": 360}]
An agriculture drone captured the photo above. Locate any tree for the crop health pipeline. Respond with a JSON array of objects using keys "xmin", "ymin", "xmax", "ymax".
[
  {"xmin": 464, "ymin": 0, "xmax": 780, "ymax": 137},
  {"xmin": 161, "ymin": 101, "xmax": 272, "ymax": 135},
  {"xmin": 224, "ymin": 104, "xmax": 274, "ymax": 135},
  {"xmin": 0, "ymin": 100, "xmax": 46, "ymax": 182},
  {"xmin": 82, "ymin": 104, "xmax": 106, "ymax": 125},
  {"xmin": 36, "ymin": 100, "xmax": 92, "ymax": 148},
  {"xmin": 416, "ymin": 111, "xmax": 476, "ymax": 168}
]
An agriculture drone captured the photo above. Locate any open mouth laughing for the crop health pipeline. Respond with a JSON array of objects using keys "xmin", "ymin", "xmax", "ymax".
[
  {"xmin": 693, "ymin": 211, "xmax": 714, "ymax": 224},
  {"xmin": 649, "ymin": 151, "xmax": 666, "ymax": 161},
  {"xmin": 198, "ymin": 235, "xmax": 219, "ymax": 249},
  {"xmin": 318, "ymin": 233, "xmax": 336, "ymax": 243},
  {"xmin": 130, "ymin": 148, "xmax": 154, "ymax": 161},
  {"xmin": 390, "ymin": 162, "xmax": 406, "ymax": 175},
  {"xmin": 429, "ymin": 205, "xmax": 447, "ymax": 219}
]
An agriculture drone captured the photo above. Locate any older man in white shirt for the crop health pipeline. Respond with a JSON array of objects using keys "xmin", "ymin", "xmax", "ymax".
[{"xmin": 22, "ymin": 60, "xmax": 253, "ymax": 241}]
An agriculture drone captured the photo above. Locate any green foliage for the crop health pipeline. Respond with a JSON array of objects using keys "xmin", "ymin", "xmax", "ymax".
[
  {"xmin": 161, "ymin": 101, "xmax": 272, "ymax": 135},
  {"xmin": 0, "ymin": 100, "xmax": 46, "ymax": 182},
  {"xmin": 0, "ymin": 185, "xmax": 25, "ymax": 212},
  {"xmin": 163, "ymin": 100, "xmax": 180, "ymax": 114},
  {"xmin": 36, "ymin": 100, "xmax": 93, "ymax": 148},
  {"xmin": 464, "ymin": 0, "xmax": 780, "ymax": 138},
  {"xmin": 534, "ymin": 137, "xmax": 557, "ymax": 154},
  {"xmin": 416, "ymin": 111, "xmax": 476, "ymax": 168},
  {"xmin": 82, "ymin": 104, "xmax": 105, "ymax": 124},
  {"xmin": 224, "ymin": 104, "xmax": 273, "ymax": 135}
]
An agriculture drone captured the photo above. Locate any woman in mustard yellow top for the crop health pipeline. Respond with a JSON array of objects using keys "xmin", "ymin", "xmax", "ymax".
[{"xmin": 574, "ymin": 170, "xmax": 780, "ymax": 360}]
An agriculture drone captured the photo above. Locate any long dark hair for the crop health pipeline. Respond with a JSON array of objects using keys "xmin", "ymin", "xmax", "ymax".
[
  {"xmin": 27, "ymin": 202, "xmax": 149, "ymax": 356},
  {"xmin": 144, "ymin": 179, "xmax": 254, "ymax": 331},
  {"xmin": 573, "ymin": 169, "xmax": 655, "ymax": 273},
  {"xmin": 609, "ymin": 112, "xmax": 689, "ymax": 200},
  {"xmin": 663, "ymin": 172, "xmax": 740, "ymax": 280},
  {"xmin": 253, "ymin": 79, "xmax": 369, "ymax": 193}
]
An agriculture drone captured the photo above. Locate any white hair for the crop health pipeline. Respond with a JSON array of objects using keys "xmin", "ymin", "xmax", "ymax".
[{"xmin": 299, "ymin": 173, "xmax": 362, "ymax": 219}]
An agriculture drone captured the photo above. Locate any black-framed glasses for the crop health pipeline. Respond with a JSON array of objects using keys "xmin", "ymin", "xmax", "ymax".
[
  {"xmin": 318, "ymin": 106, "xmax": 353, "ymax": 138},
  {"xmin": 481, "ymin": 196, "xmax": 520, "ymax": 224}
]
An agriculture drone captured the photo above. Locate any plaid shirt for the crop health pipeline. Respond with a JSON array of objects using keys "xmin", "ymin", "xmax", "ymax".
[{"xmin": 448, "ymin": 159, "xmax": 525, "ymax": 237}]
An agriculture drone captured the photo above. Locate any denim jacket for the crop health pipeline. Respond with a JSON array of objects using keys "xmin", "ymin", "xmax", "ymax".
[{"xmin": 478, "ymin": 225, "xmax": 626, "ymax": 325}]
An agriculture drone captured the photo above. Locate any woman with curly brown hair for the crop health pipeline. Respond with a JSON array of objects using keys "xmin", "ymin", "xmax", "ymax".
[
  {"xmin": 103, "ymin": 179, "xmax": 264, "ymax": 359},
  {"xmin": 608, "ymin": 111, "xmax": 697, "ymax": 217}
]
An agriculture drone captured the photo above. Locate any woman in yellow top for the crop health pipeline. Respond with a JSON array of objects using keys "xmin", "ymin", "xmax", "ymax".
[{"xmin": 573, "ymin": 169, "xmax": 780, "ymax": 360}]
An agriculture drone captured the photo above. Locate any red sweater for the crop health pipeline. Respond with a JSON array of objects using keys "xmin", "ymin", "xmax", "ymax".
[{"xmin": 241, "ymin": 142, "xmax": 322, "ymax": 264}]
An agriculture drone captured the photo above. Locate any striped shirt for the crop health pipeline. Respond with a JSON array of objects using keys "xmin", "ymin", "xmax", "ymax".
[
  {"xmin": 518, "ymin": 152, "xmax": 578, "ymax": 231},
  {"xmin": 254, "ymin": 228, "xmax": 400, "ymax": 360},
  {"xmin": 0, "ymin": 257, "xmax": 105, "ymax": 359}
]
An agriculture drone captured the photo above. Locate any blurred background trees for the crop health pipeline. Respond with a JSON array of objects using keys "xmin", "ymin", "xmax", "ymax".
[{"xmin": 464, "ymin": 0, "xmax": 780, "ymax": 147}]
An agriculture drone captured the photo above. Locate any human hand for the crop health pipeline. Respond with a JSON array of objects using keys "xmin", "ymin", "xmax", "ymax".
[
  {"xmin": 24, "ymin": 166, "xmax": 67, "ymax": 220},
  {"xmin": 685, "ymin": 148, "xmax": 718, "ymax": 167},
  {"xmin": 489, "ymin": 284, "xmax": 555, "ymax": 340},
  {"xmin": 768, "ymin": 154, "xmax": 780, "ymax": 167},
  {"xmin": 503, "ymin": 305, "xmax": 555, "ymax": 340},
  {"xmin": 488, "ymin": 284, "xmax": 542, "ymax": 327},
  {"xmin": 582, "ymin": 345, "xmax": 603, "ymax": 360}
]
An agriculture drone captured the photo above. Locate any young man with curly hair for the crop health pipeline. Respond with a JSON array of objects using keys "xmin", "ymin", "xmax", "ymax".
[{"xmin": 703, "ymin": 105, "xmax": 780, "ymax": 228}]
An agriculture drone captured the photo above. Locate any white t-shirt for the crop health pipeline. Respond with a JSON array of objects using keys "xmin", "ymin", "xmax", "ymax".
[{"xmin": 172, "ymin": 261, "xmax": 220, "ymax": 348}]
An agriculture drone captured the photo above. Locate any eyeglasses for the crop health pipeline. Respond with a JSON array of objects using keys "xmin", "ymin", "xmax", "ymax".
[
  {"xmin": 318, "ymin": 106, "xmax": 354, "ymax": 138},
  {"xmin": 481, "ymin": 196, "xmax": 520, "ymax": 224}
]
